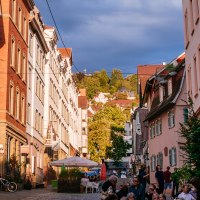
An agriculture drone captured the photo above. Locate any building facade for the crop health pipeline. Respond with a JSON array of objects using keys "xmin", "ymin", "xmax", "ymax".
[
  {"xmin": 24, "ymin": 6, "xmax": 48, "ymax": 186},
  {"xmin": 0, "ymin": 0, "xmax": 34, "ymax": 174},
  {"xmin": 143, "ymin": 54, "xmax": 187, "ymax": 183},
  {"xmin": 182, "ymin": 0, "xmax": 200, "ymax": 116}
]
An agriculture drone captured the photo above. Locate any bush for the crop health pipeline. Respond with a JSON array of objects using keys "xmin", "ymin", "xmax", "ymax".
[{"xmin": 58, "ymin": 168, "xmax": 82, "ymax": 193}]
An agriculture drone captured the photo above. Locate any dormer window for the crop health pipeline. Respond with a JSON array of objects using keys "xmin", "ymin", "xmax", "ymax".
[
  {"xmin": 159, "ymin": 86, "xmax": 164, "ymax": 102},
  {"xmin": 168, "ymin": 78, "xmax": 172, "ymax": 95}
]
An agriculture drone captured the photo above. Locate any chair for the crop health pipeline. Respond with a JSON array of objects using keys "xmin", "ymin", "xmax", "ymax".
[
  {"xmin": 85, "ymin": 182, "xmax": 94, "ymax": 193},
  {"xmin": 92, "ymin": 182, "xmax": 100, "ymax": 193}
]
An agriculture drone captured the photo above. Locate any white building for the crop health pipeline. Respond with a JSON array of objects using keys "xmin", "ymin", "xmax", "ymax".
[
  {"xmin": 26, "ymin": 6, "xmax": 48, "ymax": 186},
  {"xmin": 78, "ymin": 89, "xmax": 88, "ymax": 157}
]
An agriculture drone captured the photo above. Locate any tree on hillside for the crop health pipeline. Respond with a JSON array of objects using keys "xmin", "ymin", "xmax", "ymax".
[
  {"xmin": 88, "ymin": 105, "xmax": 126, "ymax": 162},
  {"xmin": 94, "ymin": 70, "xmax": 109, "ymax": 91},
  {"xmin": 110, "ymin": 69, "xmax": 124, "ymax": 93},
  {"xmin": 83, "ymin": 76, "xmax": 101, "ymax": 99}
]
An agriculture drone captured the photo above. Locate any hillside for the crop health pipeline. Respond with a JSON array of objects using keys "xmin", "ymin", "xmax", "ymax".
[{"xmin": 73, "ymin": 69, "xmax": 138, "ymax": 104}]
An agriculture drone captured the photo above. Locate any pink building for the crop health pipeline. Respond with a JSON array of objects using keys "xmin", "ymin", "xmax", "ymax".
[
  {"xmin": 182, "ymin": 0, "xmax": 200, "ymax": 116},
  {"xmin": 143, "ymin": 54, "xmax": 188, "ymax": 183}
]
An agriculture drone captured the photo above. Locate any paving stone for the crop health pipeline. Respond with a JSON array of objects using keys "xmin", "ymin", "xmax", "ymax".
[{"xmin": 0, "ymin": 188, "xmax": 101, "ymax": 200}]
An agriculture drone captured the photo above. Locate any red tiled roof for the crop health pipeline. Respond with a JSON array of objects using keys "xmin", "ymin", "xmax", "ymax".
[
  {"xmin": 176, "ymin": 52, "xmax": 185, "ymax": 63},
  {"xmin": 58, "ymin": 48, "xmax": 72, "ymax": 58},
  {"xmin": 137, "ymin": 64, "xmax": 164, "ymax": 95},
  {"xmin": 78, "ymin": 96, "xmax": 87, "ymax": 109},
  {"xmin": 108, "ymin": 100, "xmax": 133, "ymax": 107},
  {"xmin": 44, "ymin": 25, "xmax": 54, "ymax": 30}
]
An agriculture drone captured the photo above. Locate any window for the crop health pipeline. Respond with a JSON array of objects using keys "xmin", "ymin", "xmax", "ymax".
[
  {"xmin": 9, "ymin": 81, "xmax": 14, "ymax": 115},
  {"xmin": 169, "ymin": 147, "xmax": 177, "ymax": 166},
  {"xmin": 36, "ymin": 76, "xmax": 39, "ymax": 97},
  {"xmin": 151, "ymin": 155, "xmax": 156, "ymax": 172},
  {"xmin": 187, "ymin": 66, "xmax": 192, "ymax": 96},
  {"xmin": 10, "ymin": 37, "xmax": 15, "ymax": 67},
  {"xmin": 168, "ymin": 110, "xmax": 175, "ymax": 128},
  {"xmin": 29, "ymin": 33, "xmax": 33, "ymax": 56},
  {"xmin": 168, "ymin": 78, "xmax": 172, "ymax": 96},
  {"xmin": 155, "ymin": 119, "xmax": 162, "ymax": 136},
  {"xmin": 27, "ymin": 103, "xmax": 31, "ymax": 124},
  {"xmin": 36, "ymin": 45, "xmax": 40, "ymax": 64},
  {"xmin": 192, "ymin": 0, "xmax": 199, "ymax": 24},
  {"xmin": 157, "ymin": 152, "xmax": 163, "ymax": 169},
  {"xmin": 18, "ymin": 7, "xmax": 22, "ymax": 33},
  {"xmin": 193, "ymin": 56, "xmax": 198, "ymax": 96},
  {"xmin": 35, "ymin": 110, "xmax": 38, "ymax": 130},
  {"xmin": 183, "ymin": 108, "xmax": 189, "ymax": 123},
  {"xmin": 189, "ymin": 0, "xmax": 194, "ymax": 35},
  {"xmin": 17, "ymin": 47, "xmax": 21, "ymax": 74},
  {"xmin": 184, "ymin": 10, "xmax": 189, "ymax": 48},
  {"xmin": 15, "ymin": 88, "xmax": 20, "ymax": 120},
  {"xmin": 11, "ymin": 0, "xmax": 16, "ymax": 23},
  {"xmin": 21, "ymin": 94, "xmax": 25, "ymax": 124},
  {"xmin": 28, "ymin": 67, "xmax": 31, "ymax": 90},
  {"xmin": 23, "ymin": 17, "xmax": 27, "ymax": 40},
  {"xmin": 22, "ymin": 54, "xmax": 26, "ymax": 81},
  {"xmin": 159, "ymin": 86, "xmax": 164, "ymax": 102}
]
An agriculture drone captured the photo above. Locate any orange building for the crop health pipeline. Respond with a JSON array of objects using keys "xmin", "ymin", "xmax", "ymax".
[{"xmin": 0, "ymin": 0, "xmax": 34, "ymax": 172}]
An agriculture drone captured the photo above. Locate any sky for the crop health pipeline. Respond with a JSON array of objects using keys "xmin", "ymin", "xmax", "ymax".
[{"xmin": 34, "ymin": 0, "xmax": 184, "ymax": 75}]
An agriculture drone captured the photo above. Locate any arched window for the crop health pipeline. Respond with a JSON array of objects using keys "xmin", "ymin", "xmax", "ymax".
[
  {"xmin": 9, "ymin": 81, "xmax": 14, "ymax": 115},
  {"xmin": 21, "ymin": 93, "xmax": 25, "ymax": 124},
  {"xmin": 15, "ymin": 87, "xmax": 20, "ymax": 119}
]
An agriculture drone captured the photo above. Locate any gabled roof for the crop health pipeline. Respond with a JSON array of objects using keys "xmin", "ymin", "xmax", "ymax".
[
  {"xmin": 137, "ymin": 64, "xmax": 164, "ymax": 96},
  {"xmin": 144, "ymin": 58, "xmax": 186, "ymax": 121}
]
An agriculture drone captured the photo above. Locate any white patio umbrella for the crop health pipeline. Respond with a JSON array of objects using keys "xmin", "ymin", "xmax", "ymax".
[{"xmin": 50, "ymin": 156, "xmax": 99, "ymax": 167}]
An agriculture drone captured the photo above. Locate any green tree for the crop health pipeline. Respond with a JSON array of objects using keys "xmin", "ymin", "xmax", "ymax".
[
  {"xmin": 94, "ymin": 69, "xmax": 109, "ymax": 91},
  {"xmin": 106, "ymin": 129, "xmax": 132, "ymax": 162},
  {"xmin": 179, "ymin": 98, "xmax": 200, "ymax": 178},
  {"xmin": 88, "ymin": 105, "xmax": 126, "ymax": 162}
]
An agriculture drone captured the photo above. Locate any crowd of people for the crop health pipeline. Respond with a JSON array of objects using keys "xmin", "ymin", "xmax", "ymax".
[{"xmin": 100, "ymin": 165, "xmax": 199, "ymax": 200}]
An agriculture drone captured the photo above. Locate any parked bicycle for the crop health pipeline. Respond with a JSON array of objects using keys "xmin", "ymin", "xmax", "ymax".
[{"xmin": 0, "ymin": 178, "xmax": 17, "ymax": 192}]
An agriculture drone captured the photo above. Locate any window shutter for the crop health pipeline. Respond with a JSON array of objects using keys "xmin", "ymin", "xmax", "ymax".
[
  {"xmin": 168, "ymin": 112, "xmax": 170, "ymax": 127},
  {"xmin": 157, "ymin": 154, "xmax": 159, "ymax": 165},
  {"xmin": 174, "ymin": 148, "xmax": 177, "ymax": 166},
  {"xmin": 151, "ymin": 157, "xmax": 153, "ymax": 171},
  {"xmin": 169, "ymin": 149, "xmax": 172, "ymax": 166},
  {"xmin": 183, "ymin": 108, "xmax": 188, "ymax": 123},
  {"xmin": 160, "ymin": 153, "xmax": 163, "ymax": 169}
]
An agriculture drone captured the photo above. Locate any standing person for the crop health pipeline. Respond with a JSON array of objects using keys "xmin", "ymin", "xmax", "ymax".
[
  {"xmin": 138, "ymin": 165, "xmax": 149, "ymax": 191},
  {"xmin": 163, "ymin": 166, "xmax": 172, "ymax": 195},
  {"xmin": 129, "ymin": 176, "xmax": 145, "ymax": 200},
  {"xmin": 101, "ymin": 175, "xmax": 118, "ymax": 200},
  {"xmin": 171, "ymin": 167, "xmax": 179, "ymax": 198},
  {"xmin": 155, "ymin": 165, "xmax": 164, "ymax": 194}
]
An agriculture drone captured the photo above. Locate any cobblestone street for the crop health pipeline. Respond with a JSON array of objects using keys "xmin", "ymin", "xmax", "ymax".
[{"xmin": 0, "ymin": 188, "xmax": 101, "ymax": 200}]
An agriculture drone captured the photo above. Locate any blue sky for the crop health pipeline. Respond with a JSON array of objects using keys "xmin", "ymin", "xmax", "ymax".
[{"xmin": 34, "ymin": 0, "xmax": 184, "ymax": 75}]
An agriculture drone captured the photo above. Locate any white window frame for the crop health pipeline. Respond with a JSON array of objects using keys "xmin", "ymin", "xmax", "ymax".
[
  {"xmin": 168, "ymin": 110, "xmax": 175, "ymax": 128},
  {"xmin": 151, "ymin": 155, "xmax": 156, "ymax": 172}
]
